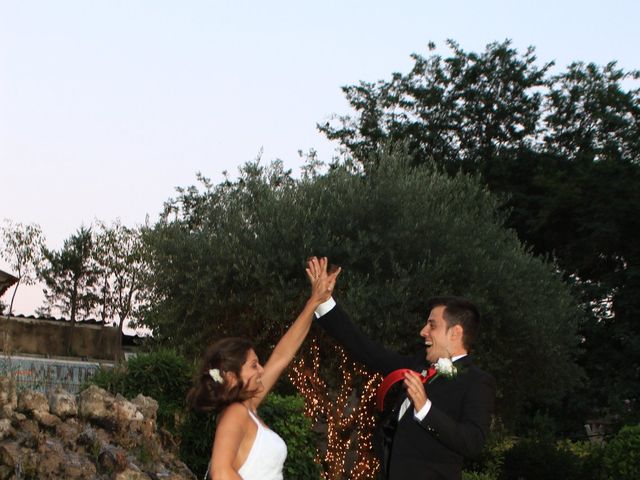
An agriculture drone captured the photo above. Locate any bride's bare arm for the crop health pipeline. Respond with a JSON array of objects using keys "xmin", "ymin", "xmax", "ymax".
[
  {"xmin": 210, "ymin": 404, "xmax": 246, "ymax": 480},
  {"xmin": 252, "ymin": 257, "xmax": 340, "ymax": 407}
]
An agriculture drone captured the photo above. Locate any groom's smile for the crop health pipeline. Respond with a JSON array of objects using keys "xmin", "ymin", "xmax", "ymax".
[{"xmin": 420, "ymin": 305, "xmax": 456, "ymax": 363}]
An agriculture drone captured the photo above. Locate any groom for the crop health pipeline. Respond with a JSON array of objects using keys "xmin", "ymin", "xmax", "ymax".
[{"xmin": 312, "ymin": 268, "xmax": 495, "ymax": 479}]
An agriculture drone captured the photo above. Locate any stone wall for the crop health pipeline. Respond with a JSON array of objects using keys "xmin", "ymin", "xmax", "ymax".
[
  {"xmin": 0, "ymin": 315, "xmax": 119, "ymax": 361},
  {"xmin": 0, "ymin": 377, "xmax": 195, "ymax": 480}
]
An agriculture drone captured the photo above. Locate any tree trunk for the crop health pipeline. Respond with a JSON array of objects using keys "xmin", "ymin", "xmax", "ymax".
[{"xmin": 8, "ymin": 278, "xmax": 20, "ymax": 318}]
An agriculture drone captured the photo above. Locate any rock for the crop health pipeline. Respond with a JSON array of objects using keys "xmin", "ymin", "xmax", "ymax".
[
  {"xmin": 0, "ymin": 442, "xmax": 20, "ymax": 467},
  {"xmin": 1, "ymin": 405, "xmax": 12, "ymax": 419},
  {"xmin": 115, "ymin": 393, "xmax": 140, "ymax": 422},
  {"xmin": 62, "ymin": 451, "xmax": 97, "ymax": 480},
  {"xmin": 78, "ymin": 385, "xmax": 116, "ymax": 427},
  {"xmin": 18, "ymin": 450, "xmax": 39, "ymax": 478},
  {"xmin": 76, "ymin": 425, "xmax": 103, "ymax": 450},
  {"xmin": 0, "ymin": 377, "xmax": 17, "ymax": 411},
  {"xmin": 49, "ymin": 387, "xmax": 77, "ymax": 418},
  {"xmin": 0, "ymin": 419, "xmax": 13, "ymax": 440},
  {"xmin": 115, "ymin": 467, "xmax": 152, "ymax": 480},
  {"xmin": 99, "ymin": 444, "xmax": 129, "ymax": 473},
  {"xmin": 0, "ymin": 386, "xmax": 195, "ymax": 479},
  {"xmin": 15, "ymin": 418, "xmax": 40, "ymax": 447},
  {"xmin": 0, "ymin": 465, "xmax": 13, "ymax": 480},
  {"xmin": 34, "ymin": 410, "xmax": 62, "ymax": 428},
  {"xmin": 9, "ymin": 410, "xmax": 25, "ymax": 422},
  {"xmin": 35, "ymin": 438, "xmax": 64, "ymax": 478},
  {"xmin": 17, "ymin": 390, "xmax": 49, "ymax": 414},
  {"xmin": 132, "ymin": 394, "xmax": 159, "ymax": 421},
  {"xmin": 56, "ymin": 417, "xmax": 82, "ymax": 447}
]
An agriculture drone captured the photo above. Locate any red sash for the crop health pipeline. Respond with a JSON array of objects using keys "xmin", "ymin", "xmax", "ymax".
[{"xmin": 375, "ymin": 366, "xmax": 437, "ymax": 411}]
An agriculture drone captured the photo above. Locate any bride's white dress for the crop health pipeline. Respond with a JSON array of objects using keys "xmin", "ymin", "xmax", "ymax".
[{"xmin": 237, "ymin": 409, "xmax": 287, "ymax": 480}]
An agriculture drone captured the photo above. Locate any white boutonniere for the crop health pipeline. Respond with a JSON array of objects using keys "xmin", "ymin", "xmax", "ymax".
[
  {"xmin": 209, "ymin": 368, "xmax": 224, "ymax": 384},
  {"xmin": 434, "ymin": 358, "xmax": 458, "ymax": 379}
]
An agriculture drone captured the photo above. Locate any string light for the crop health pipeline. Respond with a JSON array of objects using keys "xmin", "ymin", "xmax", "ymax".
[{"xmin": 289, "ymin": 339, "xmax": 382, "ymax": 479}]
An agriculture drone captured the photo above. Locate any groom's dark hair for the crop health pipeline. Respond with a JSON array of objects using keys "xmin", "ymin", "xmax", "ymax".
[{"xmin": 426, "ymin": 296, "xmax": 480, "ymax": 351}]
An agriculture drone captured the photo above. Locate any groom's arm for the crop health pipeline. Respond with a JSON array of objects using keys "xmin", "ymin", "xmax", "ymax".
[{"xmin": 315, "ymin": 299, "xmax": 414, "ymax": 375}]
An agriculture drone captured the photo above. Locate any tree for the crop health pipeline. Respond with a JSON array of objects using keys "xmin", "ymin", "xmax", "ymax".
[
  {"xmin": 0, "ymin": 219, "xmax": 45, "ymax": 316},
  {"xmin": 141, "ymin": 152, "xmax": 582, "ymax": 431},
  {"xmin": 93, "ymin": 220, "xmax": 147, "ymax": 360},
  {"xmin": 319, "ymin": 40, "xmax": 640, "ymax": 425},
  {"xmin": 39, "ymin": 226, "xmax": 99, "ymax": 335},
  {"xmin": 319, "ymin": 40, "xmax": 551, "ymax": 175}
]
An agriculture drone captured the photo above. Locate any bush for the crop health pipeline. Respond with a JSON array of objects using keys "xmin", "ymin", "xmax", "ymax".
[
  {"xmin": 260, "ymin": 394, "xmax": 322, "ymax": 479},
  {"xmin": 89, "ymin": 349, "xmax": 193, "ymax": 432},
  {"xmin": 558, "ymin": 439, "xmax": 604, "ymax": 478},
  {"xmin": 141, "ymin": 152, "xmax": 583, "ymax": 430},
  {"xmin": 179, "ymin": 409, "xmax": 217, "ymax": 478},
  {"xmin": 601, "ymin": 425, "xmax": 640, "ymax": 480},
  {"xmin": 179, "ymin": 393, "xmax": 321, "ymax": 479},
  {"xmin": 88, "ymin": 363, "xmax": 127, "ymax": 393},
  {"xmin": 464, "ymin": 431, "xmax": 515, "ymax": 480},
  {"xmin": 501, "ymin": 437, "xmax": 583, "ymax": 480},
  {"xmin": 463, "ymin": 473, "xmax": 497, "ymax": 480}
]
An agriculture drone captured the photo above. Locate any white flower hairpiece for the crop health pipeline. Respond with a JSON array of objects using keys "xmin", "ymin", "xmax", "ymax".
[{"xmin": 209, "ymin": 368, "xmax": 224, "ymax": 384}]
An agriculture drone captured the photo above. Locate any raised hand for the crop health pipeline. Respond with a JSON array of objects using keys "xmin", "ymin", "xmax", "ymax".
[{"xmin": 306, "ymin": 256, "xmax": 341, "ymax": 305}]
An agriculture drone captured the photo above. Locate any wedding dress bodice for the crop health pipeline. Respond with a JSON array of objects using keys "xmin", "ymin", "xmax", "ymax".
[{"xmin": 237, "ymin": 409, "xmax": 287, "ymax": 480}]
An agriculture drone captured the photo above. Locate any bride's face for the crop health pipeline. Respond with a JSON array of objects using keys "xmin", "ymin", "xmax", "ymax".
[{"xmin": 239, "ymin": 349, "xmax": 265, "ymax": 394}]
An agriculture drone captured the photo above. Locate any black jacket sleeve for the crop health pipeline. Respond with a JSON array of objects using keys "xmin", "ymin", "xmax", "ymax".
[{"xmin": 316, "ymin": 303, "xmax": 417, "ymax": 375}]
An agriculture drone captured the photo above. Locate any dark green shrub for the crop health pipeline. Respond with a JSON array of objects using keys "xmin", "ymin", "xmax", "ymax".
[
  {"xmin": 464, "ymin": 431, "xmax": 514, "ymax": 479},
  {"xmin": 501, "ymin": 437, "xmax": 583, "ymax": 480},
  {"xmin": 121, "ymin": 349, "xmax": 192, "ymax": 431},
  {"xmin": 558, "ymin": 439, "xmax": 603, "ymax": 480},
  {"xmin": 88, "ymin": 363, "xmax": 127, "ymax": 393},
  {"xmin": 463, "ymin": 473, "xmax": 497, "ymax": 480},
  {"xmin": 179, "ymin": 393, "xmax": 321, "ymax": 479},
  {"xmin": 260, "ymin": 394, "xmax": 322, "ymax": 479},
  {"xmin": 89, "ymin": 349, "xmax": 193, "ymax": 432},
  {"xmin": 602, "ymin": 425, "xmax": 640, "ymax": 480},
  {"xmin": 179, "ymin": 409, "xmax": 216, "ymax": 478}
]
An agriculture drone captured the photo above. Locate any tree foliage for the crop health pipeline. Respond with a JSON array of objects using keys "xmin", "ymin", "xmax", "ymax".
[
  {"xmin": 0, "ymin": 219, "xmax": 45, "ymax": 316},
  {"xmin": 319, "ymin": 40, "xmax": 640, "ymax": 423},
  {"xmin": 38, "ymin": 226, "xmax": 99, "ymax": 324},
  {"xmin": 141, "ymin": 152, "xmax": 581, "ymax": 428},
  {"xmin": 94, "ymin": 220, "xmax": 148, "ymax": 359}
]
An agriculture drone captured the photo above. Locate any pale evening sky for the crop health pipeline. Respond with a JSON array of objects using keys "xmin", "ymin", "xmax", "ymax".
[{"xmin": 1, "ymin": 0, "xmax": 638, "ymax": 319}]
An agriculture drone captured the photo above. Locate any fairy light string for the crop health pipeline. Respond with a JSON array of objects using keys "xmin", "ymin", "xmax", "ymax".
[{"xmin": 289, "ymin": 338, "xmax": 382, "ymax": 479}]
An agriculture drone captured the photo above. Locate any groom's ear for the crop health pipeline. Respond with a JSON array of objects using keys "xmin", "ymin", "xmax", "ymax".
[{"xmin": 449, "ymin": 324, "xmax": 464, "ymax": 341}]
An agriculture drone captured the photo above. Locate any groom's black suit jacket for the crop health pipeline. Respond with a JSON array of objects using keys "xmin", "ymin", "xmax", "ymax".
[{"xmin": 317, "ymin": 304, "xmax": 496, "ymax": 480}]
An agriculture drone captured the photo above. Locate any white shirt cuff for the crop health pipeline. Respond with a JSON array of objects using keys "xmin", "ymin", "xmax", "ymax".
[
  {"xmin": 414, "ymin": 399, "xmax": 432, "ymax": 421},
  {"xmin": 314, "ymin": 297, "xmax": 336, "ymax": 318}
]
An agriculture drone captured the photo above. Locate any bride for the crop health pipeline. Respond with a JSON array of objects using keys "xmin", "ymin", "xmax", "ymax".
[{"xmin": 187, "ymin": 257, "xmax": 340, "ymax": 480}]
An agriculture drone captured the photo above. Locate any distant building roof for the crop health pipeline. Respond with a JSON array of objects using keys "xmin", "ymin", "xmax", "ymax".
[
  {"xmin": 2, "ymin": 312, "xmax": 148, "ymax": 343},
  {"xmin": 10, "ymin": 312, "xmax": 109, "ymax": 326},
  {"xmin": 0, "ymin": 269, "xmax": 18, "ymax": 297}
]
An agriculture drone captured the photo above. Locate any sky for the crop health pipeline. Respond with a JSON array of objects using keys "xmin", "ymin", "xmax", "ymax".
[{"xmin": 1, "ymin": 0, "xmax": 639, "ymax": 318}]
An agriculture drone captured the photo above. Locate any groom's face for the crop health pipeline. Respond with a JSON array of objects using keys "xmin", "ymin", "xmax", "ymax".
[{"xmin": 420, "ymin": 306, "xmax": 455, "ymax": 363}]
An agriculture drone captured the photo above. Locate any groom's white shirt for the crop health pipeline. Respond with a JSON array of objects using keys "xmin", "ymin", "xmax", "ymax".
[
  {"xmin": 314, "ymin": 297, "xmax": 466, "ymax": 422},
  {"xmin": 314, "ymin": 297, "xmax": 336, "ymax": 318}
]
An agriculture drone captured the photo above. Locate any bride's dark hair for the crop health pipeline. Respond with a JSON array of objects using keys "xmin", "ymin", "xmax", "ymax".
[{"xmin": 187, "ymin": 337, "xmax": 258, "ymax": 413}]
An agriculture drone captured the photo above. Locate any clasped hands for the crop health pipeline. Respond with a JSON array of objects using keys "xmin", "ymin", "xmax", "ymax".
[{"xmin": 305, "ymin": 256, "xmax": 341, "ymax": 306}]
